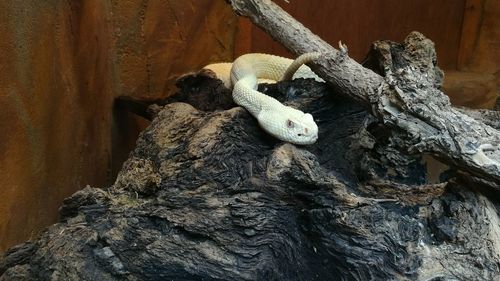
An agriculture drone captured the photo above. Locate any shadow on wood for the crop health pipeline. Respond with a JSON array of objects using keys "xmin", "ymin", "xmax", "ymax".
[
  {"xmin": 1, "ymin": 1, "xmax": 499, "ymax": 279},
  {"xmin": 1, "ymin": 60, "xmax": 499, "ymax": 281}
]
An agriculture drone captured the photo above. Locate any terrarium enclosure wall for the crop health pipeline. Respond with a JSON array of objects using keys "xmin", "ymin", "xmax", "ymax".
[{"xmin": 0, "ymin": 0, "xmax": 498, "ymax": 259}]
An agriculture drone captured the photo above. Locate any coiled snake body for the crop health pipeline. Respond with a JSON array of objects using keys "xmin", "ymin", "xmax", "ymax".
[{"xmin": 204, "ymin": 53, "xmax": 322, "ymax": 145}]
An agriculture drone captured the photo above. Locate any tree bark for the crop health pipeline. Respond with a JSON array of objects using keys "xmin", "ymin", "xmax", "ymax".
[
  {"xmin": 1, "ymin": 2, "xmax": 500, "ymax": 281},
  {"xmin": 228, "ymin": 0, "xmax": 500, "ymax": 186},
  {"xmin": 2, "ymin": 74, "xmax": 499, "ymax": 280}
]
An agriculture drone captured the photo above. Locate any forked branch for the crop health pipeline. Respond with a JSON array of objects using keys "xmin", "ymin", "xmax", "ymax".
[{"xmin": 228, "ymin": 0, "xmax": 500, "ymax": 186}]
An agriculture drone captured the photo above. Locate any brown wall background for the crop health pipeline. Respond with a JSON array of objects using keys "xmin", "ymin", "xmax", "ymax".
[
  {"xmin": 0, "ymin": 0, "xmax": 498, "ymax": 251},
  {"xmin": 239, "ymin": 0, "xmax": 465, "ymax": 69},
  {"xmin": 0, "ymin": 0, "xmax": 113, "ymax": 250},
  {"xmin": 0, "ymin": 0, "xmax": 237, "ymax": 251}
]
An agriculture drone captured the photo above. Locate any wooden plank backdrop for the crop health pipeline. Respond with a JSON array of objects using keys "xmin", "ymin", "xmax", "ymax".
[{"xmin": 236, "ymin": 0, "xmax": 467, "ymax": 70}]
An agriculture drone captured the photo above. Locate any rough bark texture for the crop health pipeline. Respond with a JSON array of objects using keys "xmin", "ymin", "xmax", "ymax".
[
  {"xmin": 228, "ymin": 0, "xmax": 500, "ymax": 186},
  {"xmin": 2, "ymin": 1, "xmax": 499, "ymax": 280},
  {"xmin": 1, "ymin": 71, "xmax": 500, "ymax": 280}
]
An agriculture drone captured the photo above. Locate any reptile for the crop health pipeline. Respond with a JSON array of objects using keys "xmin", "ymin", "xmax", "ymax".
[{"xmin": 203, "ymin": 53, "xmax": 323, "ymax": 145}]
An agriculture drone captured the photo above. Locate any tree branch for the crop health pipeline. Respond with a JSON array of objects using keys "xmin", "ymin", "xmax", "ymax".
[{"xmin": 228, "ymin": 0, "xmax": 500, "ymax": 185}]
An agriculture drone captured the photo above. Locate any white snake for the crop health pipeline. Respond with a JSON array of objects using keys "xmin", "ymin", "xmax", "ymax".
[{"xmin": 203, "ymin": 53, "xmax": 323, "ymax": 145}]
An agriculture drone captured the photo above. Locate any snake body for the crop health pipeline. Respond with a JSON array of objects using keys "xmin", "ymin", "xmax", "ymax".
[{"xmin": 204, "ymin": 53, "xmax": 322, "ymax": 145}]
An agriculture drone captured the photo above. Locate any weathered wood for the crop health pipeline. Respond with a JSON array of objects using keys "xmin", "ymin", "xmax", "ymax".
[
  {"xmin": 1, "ymin": 74, "xmax": 499, "ymax": 280},
  {"xmin": 1, "ymin": 2, "xmax": 499, "ymax": 280},
  {"xmin": 228, "ymin": 0, "xmax": 500, "ymax": 186}
]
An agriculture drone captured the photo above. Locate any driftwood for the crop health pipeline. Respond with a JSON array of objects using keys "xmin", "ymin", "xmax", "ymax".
[
  {"xmin": 228, "ymin": 0, "xmax": 500, "ymax": 187},
  {"xmin": 1, "ymin": 69, "xmax": 500, "ymax": 280},
  {"xmin": 2, "ymin": 1, "xmax": 500, "ymax": 280}
]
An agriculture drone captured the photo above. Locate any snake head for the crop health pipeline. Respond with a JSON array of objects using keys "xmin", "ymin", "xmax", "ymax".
[
  {"xmin": 258, "ymin": 110, "xmax": 318, "ymax": 145},
  {"xmin": 285, "ymin": 113, "xmax": 319, "ymax": 145}
]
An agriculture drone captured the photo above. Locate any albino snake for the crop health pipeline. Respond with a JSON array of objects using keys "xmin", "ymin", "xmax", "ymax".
[{"xmin": 203, "ymin": 53, "xmax": 323, "ymax": 145}]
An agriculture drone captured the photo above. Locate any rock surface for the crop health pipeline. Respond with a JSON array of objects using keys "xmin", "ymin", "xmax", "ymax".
[{"xmin": 1, "ymin": 74, "xmax": 499, "ymax": 280}]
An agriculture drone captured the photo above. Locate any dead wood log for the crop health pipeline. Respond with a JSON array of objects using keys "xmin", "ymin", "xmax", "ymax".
[
  {"xmin": 1, "ymin": 71, "xmax": 500, "ymax": 281},
  {"xmin": 228, "ymin": 0, "xmax": 500, "ymax": 186},
  {"xmin": 1, "ymin": 3, "xmax": 500, "ymax": 280}
]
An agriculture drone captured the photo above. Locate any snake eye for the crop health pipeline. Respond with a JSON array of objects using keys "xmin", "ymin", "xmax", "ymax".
[{"xmin": 287, "ymin": 119, "xmax": 295, "ymax": 128}]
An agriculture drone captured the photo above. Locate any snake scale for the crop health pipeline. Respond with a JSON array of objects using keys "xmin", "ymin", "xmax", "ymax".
[{"xmin": 203, "ymin": 53, "xmax": 323, "ymax": 145}]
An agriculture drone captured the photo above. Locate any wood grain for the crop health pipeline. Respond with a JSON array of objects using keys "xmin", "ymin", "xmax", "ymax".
[
  {"xmin": 0, "ymin": 0, "xmax": 239, "ymax": 251},
  {"xmin": 238, "ymin": 0, "xmax": 466, "ymax": 70},
  {"xmin": 457, "ymin": 0, "xmax": 484, "ymax": 69}
]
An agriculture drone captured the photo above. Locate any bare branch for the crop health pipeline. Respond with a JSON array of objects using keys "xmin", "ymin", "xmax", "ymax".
[{"xmin": 228, "ymin": 0, "xmax": 500, "ymax": 185}]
